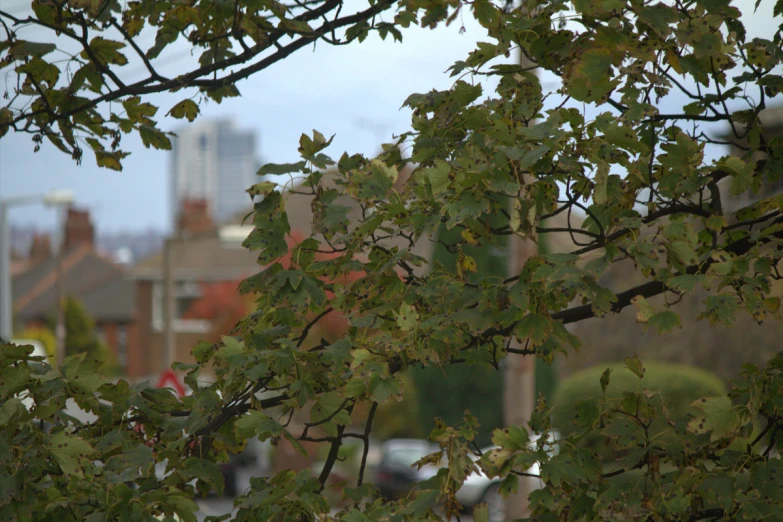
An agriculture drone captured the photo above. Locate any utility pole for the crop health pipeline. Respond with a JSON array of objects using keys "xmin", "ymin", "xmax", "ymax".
[
  {"xmin": 0, "ymin": 191, "xmax": 73, "ymax": 346},
  {"xmin": 163, "ymin": 236, "xmax": 176, "ymax": 370},
  {"xmin": 55, "ymin": 205, "xmax": 67, "ymax": 367},
  {"xmin": 503, "ymin": 26, "xmax": 539, "ymax": 521},
  {"xmin": 0, "ymin": 203, "xmax": 11, "ymax": 342}
]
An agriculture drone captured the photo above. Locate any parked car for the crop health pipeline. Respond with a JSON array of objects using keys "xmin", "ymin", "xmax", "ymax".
[
  {"xmin": 374, "ymin": 439, "xmax": 438, "ymax": 500},
  {"xmin": 375, "ymin": 433, "xmax": 559, "ymax": 522},
  {"xmin": 154, "ymin": 440, "xmax": 259, "ymax": 498},
  {"xmin": 455, "ymin": 431, "xmax": 560, "ymax": 521}
]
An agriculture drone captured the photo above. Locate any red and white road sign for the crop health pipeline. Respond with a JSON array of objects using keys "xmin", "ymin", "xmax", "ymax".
[{"xmin": 156, "ymin": 369, "xmax": 186, "ymax": 397}]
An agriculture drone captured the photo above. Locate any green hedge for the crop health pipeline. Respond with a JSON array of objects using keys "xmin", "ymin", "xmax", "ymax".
[{"xmin": 553, "ymin": 360, "xmax": 726, "ymax": 439}]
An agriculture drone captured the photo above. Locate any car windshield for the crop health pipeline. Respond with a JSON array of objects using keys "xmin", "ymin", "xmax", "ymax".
[
  {"xmin": 384, "ymin": 444, "xmax": 432, "ymax": 468},
  {"xmin": 476, "ymin": 432, "xmax": 560, "ymax": 460}
]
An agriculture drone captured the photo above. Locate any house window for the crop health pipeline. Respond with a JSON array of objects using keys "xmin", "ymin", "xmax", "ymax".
[
  {"xmin": 117, "ymin": 326, "xmax": 127, "ymax": 367},
  {"xmin": 151, "ymin": 281, "xmax": 211, "ymax": 334}
]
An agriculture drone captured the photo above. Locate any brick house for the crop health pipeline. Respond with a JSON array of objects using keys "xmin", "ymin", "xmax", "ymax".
[
  {"xmin": 129, "ymin": 200, "xmax": 260, "ymax": 379},
  {"xmin": 12, "ymin": 208, "xmax": 137, "ymax": 368}
]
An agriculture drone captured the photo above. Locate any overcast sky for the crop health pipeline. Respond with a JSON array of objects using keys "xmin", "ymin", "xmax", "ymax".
[{"xmin": 0, "ymin": 1, "xmax": 778, "ymax": 234}]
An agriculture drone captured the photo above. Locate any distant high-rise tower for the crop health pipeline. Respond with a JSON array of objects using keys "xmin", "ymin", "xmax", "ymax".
[{"xmin": 169, "ymin": 119, "xmax": 258, "ymax": 227}]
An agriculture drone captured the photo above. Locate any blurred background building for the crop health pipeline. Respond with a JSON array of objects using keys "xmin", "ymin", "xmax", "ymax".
[{"xmin": 169, "ymin": 118, "xmax": 260, "ymax": 227}]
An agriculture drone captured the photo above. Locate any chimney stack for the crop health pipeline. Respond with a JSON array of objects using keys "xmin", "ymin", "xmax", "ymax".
[
  {"xmin": 176, "ymin": 199, "xmax": 216, "ymax": 235},
  {"xmin": 28, "ymin": 234, "xmax": 52, "ymax": 265},
  {"xmin": 64, "ymin": 207, "xmax": 95, "ymax": 251}
]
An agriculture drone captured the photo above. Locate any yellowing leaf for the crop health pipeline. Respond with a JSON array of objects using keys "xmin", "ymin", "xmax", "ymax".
[
  {"xmin": 139, "ymin": 124, "xmax": 172, "ymax": 150},
  {"xmin": 461, "ymin": 229, "xmax": 479, "ymax": 245},
  {"xmin": 461, "ymin": 254, "xmax": 477, "ymax": 273},
  {"xmin": 473, "ymin": 503, "xmax": 489, "ymax": 522},
  {"xmin": 95, "ymin": 150, "xmax": 128, "ymax": 171},
  {"xmin": 624, "ymin": 354, "xmax": 645, "ymax": 379},
  {"xmin": 83, "ymin": 37, "xmax": 127, "ymax": 65},
  {"xmin": 593, "ymin": 163, "xmax": 609, "ymax": 204},
  {"xmin": 370, "ymin": 159, "xmax": 398, "ymax": 184},
  {"xmin": 706, "ymin": 215, "xmax": 726, "ymax": 232},
  {"xmin": 510, "ymin": 199, "xmax": 522, "ymax": 232},
  {"xmin": 667, "ymin": 240, "xmax": 698, "ymax": 267},
  {"xmin": 631, "ymin": 295, "xmax": 654, "ymax": 323},
  {"xmin": 395, "ymin": 302, "xmax": 419, "ymax": 332},
  {"xmin": 688, "ymin": 396, "xmax": 742, "ymax": 441},
  {"xmin": 168, "ymin": 99, "xmax": 200, "ymax": 122}
]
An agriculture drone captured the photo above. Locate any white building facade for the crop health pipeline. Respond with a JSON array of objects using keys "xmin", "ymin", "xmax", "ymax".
[{"xmin": 169, "ymin": 119, "xmax": 258, "ymax": 226}]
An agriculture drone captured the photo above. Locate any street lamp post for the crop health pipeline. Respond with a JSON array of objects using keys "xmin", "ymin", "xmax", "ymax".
[{"xmin": 0, "ymin": 190, "xmax": 74, "ymax": 345}]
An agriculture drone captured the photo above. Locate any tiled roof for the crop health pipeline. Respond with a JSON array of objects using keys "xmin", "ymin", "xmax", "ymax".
[
  {"xmin": 13, "ymin": 246, "xmax": 135, "ymax": 322},
  {"xmin": 130, "ymin": 232, "xmax": 261, "ymax": 281},
  {"xmin": 78, "ymin": 278, "xmax": 136, "ymax": 322}
]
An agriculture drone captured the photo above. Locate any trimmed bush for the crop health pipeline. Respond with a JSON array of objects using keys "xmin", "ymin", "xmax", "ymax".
[{"xmin": 552, "ymin": 360, "xmax": 726, "ymax": 440}]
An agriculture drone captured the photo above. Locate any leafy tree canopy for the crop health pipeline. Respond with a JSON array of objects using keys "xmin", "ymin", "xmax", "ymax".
[{"xmin": 3, "ymin": 0, "xmax": 783, "ymax": 521}]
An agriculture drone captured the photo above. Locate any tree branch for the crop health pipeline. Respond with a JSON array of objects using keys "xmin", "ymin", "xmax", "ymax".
[{"xmin": 357, "ymin": 401, "xmax": 378, "ymax": 487}]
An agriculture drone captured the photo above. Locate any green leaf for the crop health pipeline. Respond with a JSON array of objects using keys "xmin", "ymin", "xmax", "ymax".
[
  {"xmin": 10, "ymin": 41, "xmax": 57, "ymax": 57},
  {"xmin": 604, "ymin": 123, "xmax": 649, "ymax": 155},
  {"xmin": 17, "ymin": 57, "xmax": 60, "ymax": 87},
  {"xmin": 451, "ymin": 80, "xmax": 483, "ymax": 106},
  {"xmin": 473, "ymin": 504, "xmax": 489, "ymax": 522},
  {"xmin": 298, "ymin": 130, "xmax": 334, "ymax": 158},
  {"xmin": 498, "ymin": 473, "xmax": 518, "ymax": 498},
  {"xmin": 122, "ymin": 96, "xmax": 157, "ymax": 122},
  {"xmin": 520, "ymin": 144, "xmax": 550, "ymax": 169},
  {"xmin": 409, "ymin": 489, "xmax": 440, "ymax": 514},
  {"xmin": 688, "ymin": 396, "xmax": 741, "ymax": 441},
  {"xmin": 666, "ymin": 274, "xmax": 708, "ymax": 293},
  {"xmin": 321, "ymin": 338, "xmax": 352, "ymax": 366},
  {"xmin": 636, "ymin": 3, "xmax": 677, "ymax": 38},
  {"xmin": 184, "ymin": 458, "xmax": 225, "ymax": 495},
  {"xmin": 514, "ymin": 313, "xmax": 551, "ymax": 345},
  {"xmin": 368, "ymin": 374, "xmax": 401, "ymax": 403},
  {"xmin": 0, "ymin": 364, "xmax": 30, "ymax": 399},
  {"xmin": 310, "ymin": 391, "xmax": 349, "ymax": 426},
  {"xmin": 257, "ymin": 161, "xmax": 306, "ymax": 176},
  {"xmin": 163, "ymin": 492, "xmax": 198, "ymax": 522},
  {"xmin": 491, "ymin": 425, "xmax": 529, "ymax": 451},
  {"xmin": 564, "ymin": 47, "xmax": 619, "ymax": 103},
  {"xmin": 424, "ymin": 159, "xmax": 451, "ymax": 194},
  {"xmin": 648, "ymin": 310, "xmax": 682, "ymax": 334},
  {"xmin": 472, "ymin": 0, "xmax": 498, "ymax": 28},
  {"xmin": 48, "ymin": 432, "xmax": 95, "ymax": 476},
  {"xmin": 234, "ymin": 411, "xmax": 284, "ymax": 439},
  {"xmin": 0, "ymin": 398, "xmax": 26, "ymax": 426},
  {"xmin": 699, "ymin": 293, "xmax": 740, "ymax": 325},
  {"xmin": 205, "ymin": 84, "xmax": 240, "ymax": 103},
  {"xmin": 599, "ymin": 368, "xmax": 612, "ymax": 395}
]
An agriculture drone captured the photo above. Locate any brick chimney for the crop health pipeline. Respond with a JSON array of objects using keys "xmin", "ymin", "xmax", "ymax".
[
  {"xmin": 28, "ymin": 234, "xmax": 52, "ymax": 265},
  {"xmin": 176, "ymin": 199, "xmax": 216, "ymax": 235},
  {"xmin": 64, "ymin": 207, "xmax": 95, "ymax": 251}
]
